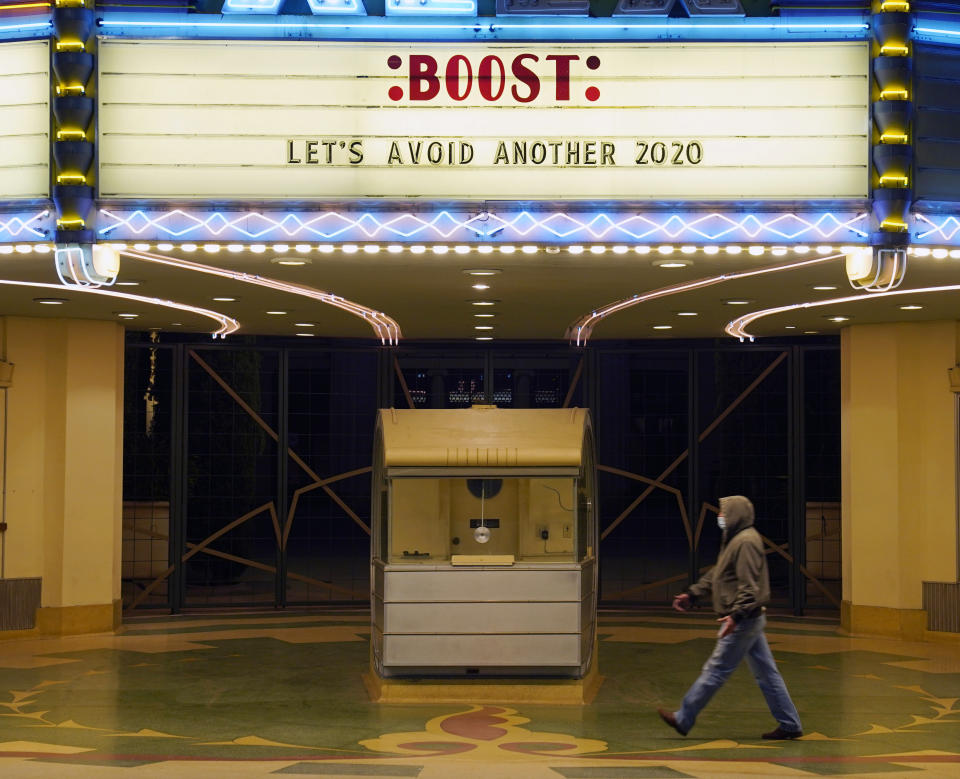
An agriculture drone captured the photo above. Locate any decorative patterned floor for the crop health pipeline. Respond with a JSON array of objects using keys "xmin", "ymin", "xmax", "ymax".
[{"xmin": 1, "ymin": 609, "xmax": 959, "ymax": 778}]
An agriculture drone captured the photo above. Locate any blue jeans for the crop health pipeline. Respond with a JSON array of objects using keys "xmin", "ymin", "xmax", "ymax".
[{"xmin": 675, "ymin": 612, "xmax": 802, "ymax": 734}]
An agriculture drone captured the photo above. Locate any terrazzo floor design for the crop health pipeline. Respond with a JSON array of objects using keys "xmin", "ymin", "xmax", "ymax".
[{"xmin": 1, "ymin": 609, "xmax": 959, "ymax": 778}]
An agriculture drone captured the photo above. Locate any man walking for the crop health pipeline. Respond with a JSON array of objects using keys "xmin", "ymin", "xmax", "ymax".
[{"xmin": 657, "ymin": 495, "xmax": 803, "ymax": 740}]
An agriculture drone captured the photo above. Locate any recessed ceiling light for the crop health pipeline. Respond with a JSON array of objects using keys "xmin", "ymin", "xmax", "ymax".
[
  {"xmin": 475, "ymin": 325, "xmax": 494, "ymax": 330},
  {"xmin": 676, "ymin": 311, "xmax": 698, "ymax": 317},
  {"xmin": 271, "ymin": 257, "xmax": 310, "ymax": 266},
  {"xmin": 900, "ymin": 304, "xmax": 923, "ymax": 310},
  {"xmin": 15, "ymin": 244, "xmax": 33, "ymax": 254},
  {"xmin": 387, "ymin": 245, "xmax": 403, "ymax": 254},
  {"xmin": 171, "ymin": 322, "xmax": 183, "ymax": 326},
  {"xmin": 251, "ymin": 244, "xmax": 267, "ymax": 254},
  {"xmin": 266, "ymin": 310, "xmax": 287, "ymax": 315},
  {"xmin": 115, "ymin": 280, "xmax": 140, "ymax": 286},
  {"xmin": 724, "ymin": 299, "xmax": 752, "ymax": 305},
  {"xmin": 34, "ymin": 245, "xmax": 51, "ymax": 254},
  {"xmin": 477, "ymin": 245, "xmax": 494, "ymax": 254},
  {"xmin": 794, "ymin": 245, "xmax": 810, "ymax": 254},
  {"xmin": 0, "ymin": 246, "xmax": 13, "ymax": 255},
  {"xmin": 703, "ymin": 245, "xmax": 720, "ymax": 255},
  {"xmin": 812, "ymin": 285, "xmax": 838, "ymax": 291},
  {"xmin": 108, "ymin": 243, "xmax": 128, "ymax": 250},
  {"xmin": 634, "ymin": 245, "xmax": 651, "ymax": 255},
  {"xmin": 342, "ymin": 245, "xmax": 359, "ymax": 254},
  {"xmin": 785, "ymin": 325, "xmax": 797, "ymax": 329},
  {"xmin": 569, "ymin": 246, "xmax": 584, "ymax": 255},
  {"xmin": 475, "ymin": 336, "xmax": 493, "ymax": 341},
  {"xmin": 181, "ymin": 243, "xmax": 197, "ymax": 252},
  {"xmin": 227, "ymin": 244, "xmax": 243, "ymax": 253},
  {"xmin": 455, "ymin": 245, "xmax": 471, "ymax": 255},
  {"xmin": 117, "ymin": 313, "xmax": 139, "ymax": 319},
  {"xmin": 213, "ymin": 297, "xmax": 236, "ymax": 302},
  {"xmin": 431, "ymin": 245, "xmax": 448, "ymax": 255},
  {"xmin": 203, "ymin": 244, "xmax": 220, "ymax": 254},
  {"xmin": 590, "ymin": 245, "xmax": 606, "ymax": 255},
  {"xmin": 463, "ymin": 269, "xmax": 501, "ymax": 276},
  {"xmin": 932, "ymin": 248, "xmax": 948, "ymax": 259},
  {"xmin": 748, "ymin": 246, "xmax": 765, "ymax": 256},
  {"xmin": 771, "ymin": 247, "xmax": 788, "ymax": 256},
  {"xmin": 471, "ymin": 283, "xmax": 490, "ymax": 290},
  {"xmin": 158, "ymin": 243, "xmax": 175, "ymax": 252},
  {"xmin": 317, "ymin": 244, "xmax": 334, "ymax": 253},
  {"xmin": 522, "ymin": 245, "xmax": 538, "ymax": 254},
  {"xmin": 950, "ymin": 249, "xmax": 960, "ymax": 259},
  {"xmin": 474, "ymin": 313, "xmax": 495, "ymax": 318},
  {"xmin": 654, "ymin": 258, "xmax": 692, "ymax": 268},
  {"xmin": 296, "ymin": 332, "xmax": 315, "ymax": 337},
  {"xmin": 471, "ymin": 300, "xmax": 499, "ymax": 306},
  {"xmin": 911, "ymin": 247, "xmax": 931, "ymax": 257},
  {"xmin": 725, "ymin": 246, "xmax": 742, "ymax": 255},
  {"xmin": 295, "ymin": 322, "xmax": 315, "ymax": 327},
  {"xmin": 33, "ymin": 297, "xmax": 68, "ymax": 305},
  {"xmin": 804, "ymin": 330, "xmax": 819, "ymax": 334},
  {"xmin": 272, "ymin": 244, "xmax": 289, "ymax": 253},
  {"xmin": 499, "ymin": 245, "xmax": 516, "ymax": 254},
  {"xmin": 612, "ymin": 245, "xmax": 629, "ymax": 255},
  {"xmin": 134, "ymin": 243, "xmax": 150, "ymax": 251},
  {"xmin": 816, "ymin": 246, "xmax": 834, "ymax": 255},
  {"xmin": 545, "ymin": 246, "xmax": 561, "ymax": 254},
  {"xmin": 295, "ymin": 244, "xmax": 311, "ymax": 254},
  {"xmin": 657, "ymin": 245, "xmax": 675, "ymax": 255},
  {"xmin": 652, "ymin": 325, "xmax": 672, "ymax": 330},
  {"xmin": 826, "ymin": 315, "xmax": 850, "ymax": 322},
  {"xmin": 410, "ymin": 245, "xmax": 426, "ymax": 254}
]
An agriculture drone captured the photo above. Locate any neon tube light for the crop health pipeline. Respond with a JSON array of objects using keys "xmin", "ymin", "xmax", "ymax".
[
  {"xmin": 99, "ymin": 209, "xmax": 870, "ymax": 245},
  {"xmin": 916, "ymin": 214, "xmax": 960, "ymax": 242},
  {"xmin": 0, "ymin": 21, "xmax": 50, "ymax": 31},
  {"xmin": 122, "ymin": 248, "xmax": 401, "ymax": 345},
  {"xmin": 0, "ymin": 278, "xmax": 239, "ymax": 338},
  {"xmin": 0, "ymin": 210, "xmax": 49, "ymax": 240},
  {"xmin": 0, "ymin": 2, "xmax": 50, "ymax": 9},
  {"xmin": 566, "ymin": 253, "xmax": 842, "ymax": 346},
  {"xmin": 96, "ymin": 20, "xmax": 868, "ymax": 31},
  {"xmin": 726, "ymin": 284, "xmax": 960, "ymax": 342}
]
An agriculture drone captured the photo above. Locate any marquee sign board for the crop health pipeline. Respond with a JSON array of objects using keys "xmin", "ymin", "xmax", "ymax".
[
  {"xmin": 98, "ymin": 39, "xmax": 869, "ymax": 201},
  {"xmin": 0, "ymin": 41, "xmax": 49, "ymax": 200}
]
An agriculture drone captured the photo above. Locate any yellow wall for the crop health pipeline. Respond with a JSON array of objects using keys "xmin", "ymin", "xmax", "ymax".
[
  {"xmin": 842, "ymin": 321, "xmax": 958, "ymax": 632},
  {"xmin": 1, "ymin": 317, "xmax": 124, "ymax": 631}
]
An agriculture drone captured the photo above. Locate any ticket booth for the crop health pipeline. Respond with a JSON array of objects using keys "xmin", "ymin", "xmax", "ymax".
[{"xmin": 371, "ymin": 406, "xmax": 598, "ymax": 679}]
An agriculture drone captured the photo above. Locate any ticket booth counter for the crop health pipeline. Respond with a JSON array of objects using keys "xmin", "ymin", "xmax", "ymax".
[{"xmin": 371, "ymin": 406, "xmax": 597, "ymax": 679}]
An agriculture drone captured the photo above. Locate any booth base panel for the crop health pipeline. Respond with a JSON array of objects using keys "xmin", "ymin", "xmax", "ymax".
[{"xmin": 363, "ymin": 660, "xmax": 602, "ymax": 705}]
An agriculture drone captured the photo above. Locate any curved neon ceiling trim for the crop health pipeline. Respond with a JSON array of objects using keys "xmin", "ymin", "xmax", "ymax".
[
  {"xmin": 122, "ymin": 248, "xmax": 402, "ymax": 345},
  {"xmin": 0, "ymin": 279, "xmax": 239, "ymax": 338},
  {"xmin": 726, "ymin": 284, "xmax": 960, "ymax": 342},
  {"xmin": 566, "ymin": 253, "xmax": 841, "ymax": 346}
]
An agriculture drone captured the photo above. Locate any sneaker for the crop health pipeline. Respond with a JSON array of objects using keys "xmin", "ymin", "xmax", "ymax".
[
  {"xmin": 762, "ymin": 726, "xmax": 803, "ymax": 740},
  {"xmin": 657, "ymin": 708, "xmax": 689, "ymax": 736}
]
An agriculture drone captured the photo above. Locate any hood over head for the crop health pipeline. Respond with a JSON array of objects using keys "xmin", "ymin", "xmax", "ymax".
[{"xmin": 719, "ymin": 495, "xmax": 754, "ymax": 536}]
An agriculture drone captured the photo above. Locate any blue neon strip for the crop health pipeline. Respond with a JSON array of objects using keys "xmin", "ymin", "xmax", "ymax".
[
  {"xmin": 96, "ymin": 12, "xmax": 869, "ymax": 42},
  {"xmin": 914, "ymin": 26, "xmax": 960, "ymax": 47},
  {"xmin": 0, "ymin": 209, "xmax": 53, "ymax": 241},
  {"xmin": 0, "ymin": 20, "xmax": 52, "ymax": 40},
  {"xmin": 97, "ymin": 208, "xmax": 871, "ymax": 244}
]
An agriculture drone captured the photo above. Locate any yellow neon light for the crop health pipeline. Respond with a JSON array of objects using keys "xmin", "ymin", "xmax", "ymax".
[
  {"xmin": 879, "ymin": 175, "xmax": 909, "ymax": 187},
  {"xmin": 880, "ymin": 88, "xmax": 909, "ymax": 100},
  {"xmin": 0, "ymin": 2, "xmax": 51, "ymax": 9},
  {"xmin": 56, "ymin": 173, "xmax": 87, "ymax": 184},
  {"xmin": 880, "ymin": 132, "xmax": 909, "ymax": 144},
  {"xmin": 55, "ymin": 84, "xmax": 86, "ymax": 96},
  {"xmin": 880, "ymin": 44, "xmax": 909, "ymax": 56},
  {"xmin": 56, "ymin": 218, "xmax": 86, "ymax": 228},
  {"xmin": 55, "ymin": 41, "xmax": 86, "ymax": 52},
  {"xmin": 56, "ymin": 129, "xmax": 86, "ymax": 140},
  {"xmin": 880, "ymin": 1, "xmax": 909, "ymax": 11},
  {"xmin": 881, "ymin": 218, "xmax": 909, "ymax": 232},
  {"xmin": 54, "ymin": 0, "xmax": 86, "ymax": 6}
]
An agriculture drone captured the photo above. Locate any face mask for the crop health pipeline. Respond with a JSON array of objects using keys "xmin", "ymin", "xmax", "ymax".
[{"xmin": 717, "ymin": 515, "xmax": 726, "ymax": 530}]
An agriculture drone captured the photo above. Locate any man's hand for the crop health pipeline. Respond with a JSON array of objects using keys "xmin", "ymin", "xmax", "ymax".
[
  {"xmin": 672, "ymin": 593, "xmax": 692, "ymax": 612},
  {"xmin": 716, "ymin": 615, "xmax": 735, "ymax": 638}
]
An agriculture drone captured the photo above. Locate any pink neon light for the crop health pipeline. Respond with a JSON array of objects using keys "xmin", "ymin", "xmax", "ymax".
[
  {"xmin": 566, "ymin": 254, "xmax": 842, "ymax": 346},
  {"xmin": 0, "ymin": 278, "xmax": 239, "ymax": 338},
  {"xmin": 726, "ymin": 283, "xmax": 960, "ymax": 341},
  {"xmin": 122, "ymin": 249, "xmax": 401, "ymax": 345}
]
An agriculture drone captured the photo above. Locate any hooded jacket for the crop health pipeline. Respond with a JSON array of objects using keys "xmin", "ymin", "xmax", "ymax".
[{"xmin": 686, "ymin": 495, "xmax": 770, "ymax": 622}]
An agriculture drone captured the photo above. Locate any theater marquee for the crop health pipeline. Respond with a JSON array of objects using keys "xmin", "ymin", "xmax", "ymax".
[{"xmin": 98, "ymin": 39, "xmax": 868, "ymax": 201}]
